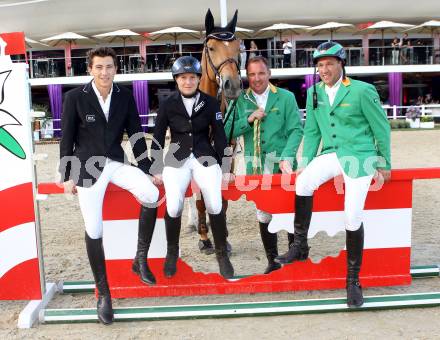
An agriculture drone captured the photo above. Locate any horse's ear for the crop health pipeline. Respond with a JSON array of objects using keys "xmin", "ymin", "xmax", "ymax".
[
  {"xmin": 205, "ymin": 8, "xmax": 215, "ymax": 36},
  {"xmin": 226, "ymin": 10, "xmax": 238, "ymax": 33}
]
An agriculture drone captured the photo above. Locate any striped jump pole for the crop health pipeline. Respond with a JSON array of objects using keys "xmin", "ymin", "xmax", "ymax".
[
  {"xmin": 60, "ymin": 264, "xmax": 440, "ymax": 294},
  {"xmin": 41, "ymin": 291, "xmax": 440, "ymax": 324}
]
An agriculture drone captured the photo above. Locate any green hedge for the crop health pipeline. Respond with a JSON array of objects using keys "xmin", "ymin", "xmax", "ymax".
[
  {"xmin": 421, "ymin": 116, "xmax": 434, "ymax": 122},
  {"xmin": 389, "ymin": 120, "xmax": 410, "ymax": 129}
]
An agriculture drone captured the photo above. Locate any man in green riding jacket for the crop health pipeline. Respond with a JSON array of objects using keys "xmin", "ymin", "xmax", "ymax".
[
  {"xmin": 224, "ymin": 55, "xmax": 303, "ymax": 275},
  {"xmin": 275, "ymin": 41, "xmax": 391, "ymax": 308}
]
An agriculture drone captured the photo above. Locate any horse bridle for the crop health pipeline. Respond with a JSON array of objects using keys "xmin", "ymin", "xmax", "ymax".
[
  {"xmin": 203, "ymin": 33, "xmax": 242, "ymax": 98},
  {"xmin": 203, "ymin": 32, "xmax": 243, "ymax": 146}
]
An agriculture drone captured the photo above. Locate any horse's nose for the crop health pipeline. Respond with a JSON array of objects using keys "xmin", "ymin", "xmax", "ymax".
[
  {"xmin": 222, "ymin": 76, "xmax": 241, "ymax": 99},
  {"xmin": 224, "ymin": 79, "xmax": 231, "ymax": 91}
]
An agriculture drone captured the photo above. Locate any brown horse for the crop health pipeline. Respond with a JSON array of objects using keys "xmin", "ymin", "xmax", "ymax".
[{"xmin": 190, "ymin": 9, "xmax": 242, "ymax": 253}]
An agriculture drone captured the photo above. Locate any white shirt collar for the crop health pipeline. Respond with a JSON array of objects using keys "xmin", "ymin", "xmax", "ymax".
[
  {"xmin": 181, "ymin": 92, "xmax": 200, "ymax": 116},
  {"xmin": 252, "ymin": 85, "xmax": 270, "ymax": 109},
  {"xmin": 324, "ymin": 75, "xmax": 343, "ymax": 106},
  {"xmin": 92, "ymin": 81, "xmax": 113, "ymax": 103},
  {"xmin": 92, "ymin": 81, "xmax": 113, "ymax": 118}
]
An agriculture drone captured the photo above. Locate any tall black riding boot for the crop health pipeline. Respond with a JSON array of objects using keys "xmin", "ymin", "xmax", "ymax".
[
  {"xmin": 275, "ymin": 195, "xmax": 313, "ymax": 264},
  {"xmin": 163, "ymin": 211, "xmax": 181, "ymax": 278},
  {"xmin": 259, "ymin": 222, "xmax": 281, "ymax": 274},
  {"xmin": 222, "ymin": 198, "xmax": 233, "ymax": 255},
  {"xmin": 287, "ymin": 232, "xmax": 295, "ymax": 248},
  {"xmin": 85, "ymin": 233, "xmax": 114, "ymax": 325},
  {"xmin": 209, "ymin": 212, "xmax": 234, "ymax": 279},
  {"xmin": 132, "ymin": 206, "xmax": 157, "ymax": 285},
  {"xmin": 346, "ymin": 224, "xmax": 364, "ymax": 308}
]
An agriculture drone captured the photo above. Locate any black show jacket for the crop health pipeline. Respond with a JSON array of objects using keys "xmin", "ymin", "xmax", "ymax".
[
  {"xmin": 151, "ymin": 90, "xmax": 229, "ymax": 174},
  {"xmin": 59, "ymin": 82, "xmax": 151, "ymax": 187}
]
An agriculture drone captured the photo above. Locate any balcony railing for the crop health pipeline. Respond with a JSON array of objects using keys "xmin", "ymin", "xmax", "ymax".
[
  {"xmin": 33, "ymin": 105, "xmax": 439, "ymax": 141},
  {"xmin": 13, "ymin": 45, "xmax": 440, "ymax": 79}
]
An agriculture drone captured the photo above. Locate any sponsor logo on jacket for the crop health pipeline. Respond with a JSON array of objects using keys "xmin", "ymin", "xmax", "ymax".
[
  {"xmin": 194, "ymin": 100, "xmax": 205, "ymax": 113},
  {"xmin": 86, "ymin": 114, "xmax": 96, "ymax": 123}
]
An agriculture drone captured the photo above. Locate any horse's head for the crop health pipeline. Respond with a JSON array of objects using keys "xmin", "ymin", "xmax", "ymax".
[{"xmin": 202, "ymin": 9, "xmax": 242, "ymax": 100}]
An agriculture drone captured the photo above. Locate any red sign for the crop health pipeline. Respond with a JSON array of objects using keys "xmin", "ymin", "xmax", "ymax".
[
  {"xmin": 0, "ymin": 32, "xmax": 26, "ymax": 55},
  {"xmin": 357, "ymin": 22, "xmax": 374, "ymax": 30}
]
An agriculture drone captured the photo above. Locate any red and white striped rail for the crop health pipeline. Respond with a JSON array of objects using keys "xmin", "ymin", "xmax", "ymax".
[
  {"xmin": 37, "ymin": 168, "xmax": 440, "ymax": 298},
  {"xmin": 0, "ymin": 58, "xmax": 41, "ymax": 301}
]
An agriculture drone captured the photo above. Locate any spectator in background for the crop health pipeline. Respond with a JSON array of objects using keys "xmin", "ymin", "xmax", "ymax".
[
  {"xmin": 139, "ymin": 56, "xmax": 146, "ymax": 73},
  {"xmin": 282, "ymin": 38, "xmax": 293, "ymax": 68},
  {"xmin": 249, "ymin": 40, "xmax": 259, "ymax": 58},
  {"xmin": 391, "ymin": 37, "xmax": 400, "ymax": 65},
  {"xmin": 424, "ymin": 93, "xmax": 433, "ymax": 104},
  {"xmin": 400, "ymin": 33, "xmax": 411, "ymax": 64},
  {"xmin": 239, "ymin": 39, "xmax": 247, "ymax": 70}
]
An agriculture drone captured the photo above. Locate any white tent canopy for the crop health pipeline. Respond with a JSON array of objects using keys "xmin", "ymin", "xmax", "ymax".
[
  {"xmin": 405, "ymin": 20, "xmax": 440, "ymax": 37},
  {"xmin": 234, "ymin": 26, "xmax": 254, "ymax": 39},
  {"xmin": 25, "ymin": 37, "xmax": 48, "ymax": 48},
  {"xmin": 260, "ymin": 23, "xmax": 310, "ymax": 34},
  {"xmin": 40, "ymin": 32, "xmax": 90, "ymax": 46},
  {"xmin": 25, "ymin": 37, "xmax": 41, "ymax": 44},
  {"xmin": 93, "ymin": 29, "xmax": 144, "ymax": 54},
  {"xmin": 259, "ymin": 23, "xmax": 310, "ymax": 32},
  {"xmin": 148, "ymin": 26, "xmax": 200, "ymax": 40},
  {"xmin": 93, "ymin": 29, "xmax": 142, "ymax": 40},
  {"xmin": 307, "ymin": 22, "xmax": 355, "ymax": 39},
  {"xmin": 258, "ymin": 23, "xmax": 310, "ymax": 39},
  {"xmin": 235, "ymin": 26, "xmax": 253, "ymax": 33},
  {"xmin": 363, "ymin": 20, "xmax": 414, "ymax": 33},
  {"xmin": 148, "ymin": 26, "xmax": 200, "ymax": 51}
]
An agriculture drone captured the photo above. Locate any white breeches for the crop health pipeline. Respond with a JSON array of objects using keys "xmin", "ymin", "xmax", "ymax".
[
  {"xmin": 163, "ymin": 155, "xmax": 223, "ymax": 218},
  {"xmin": 256, "ymin": 167, "xmax": 276, "ymax": 224},
  {"xmin": 295, "ymin": 153, "xmax": 373, "ymax": 231},
  {"xmin": 77, "ymin": 160, "xmax": 159, "ymax": 239},
  {"xmin": 257, "ymin": 210, "xmax": 272, "ymax": 224}
]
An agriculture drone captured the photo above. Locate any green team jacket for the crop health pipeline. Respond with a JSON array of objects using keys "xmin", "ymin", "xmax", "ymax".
[
  {"xmin": 224, "ymin": 83, "xmax": 303, "ymax": 174},
  {"xmin": 302, "ymin": 77, "xmax": 391, "ymax": 178}
]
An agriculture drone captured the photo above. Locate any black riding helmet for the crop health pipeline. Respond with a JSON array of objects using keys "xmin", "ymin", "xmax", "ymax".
[
  {"xmin": 172, "ymin": 56, "xmax": 202, "ymax": 98},
  {"xmin": 312, "ymin": 41, "xmax": 346, "ymax": 109},
  {"xmin": 171, "ymin": 56, "xmax": 202, "ymax": 78}
]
